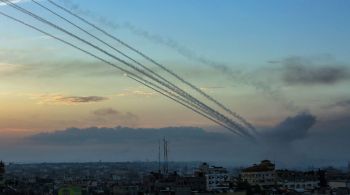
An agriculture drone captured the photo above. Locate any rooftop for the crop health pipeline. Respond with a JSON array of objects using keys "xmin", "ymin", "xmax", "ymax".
[{"xmin": 242, "ymin": 160, "xmax": 275, "ymax": 173}]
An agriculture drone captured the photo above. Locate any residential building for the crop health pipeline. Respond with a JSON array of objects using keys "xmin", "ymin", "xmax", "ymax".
[
  {"xmin": 195, "ymin": 163, "xmax": 230, "ymax": 192},
  {"xmin": 241, "ymin": 160, "xmax": 276, "ymax": 188},
  {"xmin": 276, "ymin": 170, "xmax": 319, "ymax": 191},
  {"xmin": 0, "ymin": 161, "xmax": 4, "ymax": 187}
]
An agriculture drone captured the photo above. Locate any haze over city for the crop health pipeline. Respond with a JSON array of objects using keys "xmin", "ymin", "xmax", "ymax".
[{"xmin": 1, "ymin": 0, "xmax": 350, "ymax": 167}]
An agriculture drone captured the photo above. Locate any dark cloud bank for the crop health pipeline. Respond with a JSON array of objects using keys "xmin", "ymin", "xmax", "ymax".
[
  {"xmin": 278, "ymin": 56, "xmax": 350, "ymax": 85},
  {"xmin": 0, "ymin": 112, "xmax": 349, "ymax": 167}
]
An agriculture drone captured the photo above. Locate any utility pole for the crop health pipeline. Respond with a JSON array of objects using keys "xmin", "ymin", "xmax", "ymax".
[
  {"xmin": 158, "ymin": 139, "xmax": 161, "ymax": 174},
  {"xmin": 163, "ymin": 137, "xmax": 169, "ymax": 175}
]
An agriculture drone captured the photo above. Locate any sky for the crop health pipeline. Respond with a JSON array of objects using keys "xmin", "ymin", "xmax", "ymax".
[{"xmin": 0, "ymin": 0, "xmax": 350, "ymax": 165}]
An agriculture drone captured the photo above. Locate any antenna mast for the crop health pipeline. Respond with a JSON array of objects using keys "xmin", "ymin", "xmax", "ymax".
[{"xmin": 163, "ymin": 137, "xmax": 169, "ymax": 175}]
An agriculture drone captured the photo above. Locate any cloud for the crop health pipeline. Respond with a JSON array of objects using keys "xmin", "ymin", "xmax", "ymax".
[
  {"xmin": 0, "ymin": 48, "xmax": 125, "ymax": 78},
  {"xmin": 29, "ymin": 94, "xmax": 108, "ymax": 105},
  {"xmin": 0, "ymin": 58, "xmax": 123, "ymax": 78},
  {"xmin": 18, "ymin": 126, "xmax": 263, "ymax": 164},
  {"xmin": 199, "ymin": 86, "xmax": 225, "ymax": 92},
  {"xmin": 281, "ymin": 56, "xmax": 350, "ymax": 85},
  {"xmin": 331, "ymin": 100, "xmax": 350, "ymax": 108},
  {"xmin": 59, "ymin": 96, "xmax": 108, "ymax": 103},
  {"xmin": 0, "ymin": 0, "xmax": 45, "ymax": 6},
  {"xmin": 316, "ymin": 102, "xmax": 350, "ymax": 132},
  {"xmin": 1, "ymin": 115, "xmax": 349, "ymax": 166},
  {"xmin": 92, "ymin": 108, "xmax": 138, "ymax": 126},
  {"xmin": 0, "ymin": 0, "xmax": 28, "ymax": 6},
  {"xmin": 93, "ymin": 108, "xmax": 119, "ymax": 116},
  {"xmin": 0, "ymin": 63, "xmax": 22, "ymax": 73},
  {"xmin": 115, "ymin": 90, "xmax": 157, "ymax": 98},
  {"xmin": 26, "ymin": 126, "xmax": 230, "ymax": 145},
  {"xmin": 22, "ymin": 126, "xmax": 252, "ymax": 162}
]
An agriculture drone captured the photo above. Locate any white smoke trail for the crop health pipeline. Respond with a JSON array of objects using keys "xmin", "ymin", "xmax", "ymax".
[
  {"xmin": 57, "ymin": 0, "xmax": 300, "ymax": 112},
  {"xmin": 0, "ymin": 0, "xmax": 255, "ymax": 139}
]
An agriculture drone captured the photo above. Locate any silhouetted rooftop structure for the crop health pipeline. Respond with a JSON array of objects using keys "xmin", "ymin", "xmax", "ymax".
[
  {"xmin": 0, "ymin": 161, "xmax": 4, "ymax": 173},
  {"xmin": 242, "ymin": 160, "xmax": 275, "ymax": 173}
]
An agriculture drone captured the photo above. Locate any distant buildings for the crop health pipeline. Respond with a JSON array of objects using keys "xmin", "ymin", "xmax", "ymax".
[
  {"xmin": 1, "ymin": 160, "xmax": 350, "ymax": 194},
  {"xmin": 239, "ymin": 160, "xmax": 328, "ymax": 193},
  {"xmin": 142, "ymin": 162, "xmax": 232, "ymax": 194},
  {"xmin": 143, "ymin": 170, "xmax": 207, "ymax": 194}
]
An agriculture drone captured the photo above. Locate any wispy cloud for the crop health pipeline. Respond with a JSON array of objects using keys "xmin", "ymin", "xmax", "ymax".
[
  {"xmin": 327, "ymin": 99, "xmax": 350, "ymax": 109},
  {"xmin": 0, "ymin": 47, "xmax": 124, "ymax": 78},
  {"xmin": 115, "ymin": 90, "xmax": 157, "ymax": 98},
  {"xmin": 334, "ymin": 100, "xmax": 350, "ymax": 107},
  {"xmin": 92, "ymin": 108, "xmax": 139, "ymax": 126},
  {"xmin": 0, "ymin": 0, "xmax": 30, "ymax": 6},
  {"xmin": 0, "ymin": 62, "xmax": 22, "ymax": 73},
  {"xmin": 29, "ymin": 94, "xmax": 109, "ymax": 105},
  {"xmin": 199, "ymin": 86, "xmax": 225, "ymax": 92}
]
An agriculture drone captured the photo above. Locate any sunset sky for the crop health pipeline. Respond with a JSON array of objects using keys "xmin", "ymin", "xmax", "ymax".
[{"xmin": 1, "ymin": 0, "xmax": 350, "ymax": 140}]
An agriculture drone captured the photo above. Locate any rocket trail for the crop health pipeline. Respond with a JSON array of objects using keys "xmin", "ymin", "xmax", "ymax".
[
  {"xmin": 31, "ymin": 0, "xmax": 249, "ymax": 136},
  {"xmin": 47, "ymin": 0, "xmax": 257, "ymax": 135},
  {"xmin": 0, "ymin": 10, "xmax": 245, "ymax": 138},
  {"xmin": 0, "ymin": 0, "xmax": 255, "ymax": 140}
]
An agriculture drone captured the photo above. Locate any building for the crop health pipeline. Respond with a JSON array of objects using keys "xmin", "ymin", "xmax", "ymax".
[
  {"xmin": 58, "ymin": 186, "xmax": 82, "ymax": 195},
  {"xmin": 0, "ymin": 161, "xmax": 5, "ymax": 187},
  {"xmin": 276, "ymin": 170, "xmax": 319, "ymax": 191},
  {"xmin": 143, "ymin": 171, "xmax": 206, "ymax": 194},
  {"xmin": 241, "ymin": 160, "xmax": 276, "ymax": 188},
  {"xmin": 112, "ymin": 185, "xmax": 139, "ymax": 195},
  {"xmin": 325, "ymin": 166, "xmax": 350, "ymax": 192},
  {"xmin": 195, "ymin": 163, "xmax": 230, "ymax": 192},
  {"xmin": 175, "ymin": 176, "xmax": 206, "ymax": 192},
  {"xmin": 326, "ymin": 166, "xmax": 346, "ymax": 180},
  {"xmin": 329, "ymin": 180, "xmax": 348, "ymax": 189}
]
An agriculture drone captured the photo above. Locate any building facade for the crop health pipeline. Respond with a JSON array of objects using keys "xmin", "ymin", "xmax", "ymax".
[
  {"xmin": 196, "ymin": 163, "xmax": 230, "ymax": 192},
  {"xmin": 241, "ymin": 160, "xmax": 276, "ymax": 188},
  {"xmin": 277, "ymin": 170, "xmax": 319, "ymax": 191},
  {"xmin": 0, "ymin": 161, "xmax": 5, "ymax": 187}
]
